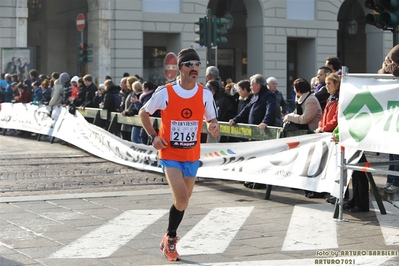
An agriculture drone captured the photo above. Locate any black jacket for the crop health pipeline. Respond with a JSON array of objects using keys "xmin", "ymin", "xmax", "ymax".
[
  {"xmin": 214, "ymin": 92, "xmax": 236, "ymax": 122},
  {"xmin": 236, "ymin": 94, "xmax": 253, "ymax": 123},
  {"xmin": 81, "ymin": 82, "xmax": 98, "ymax": 108},
  {"xmin": 103, "ymin": 85, "xmax": 121, "ymax": 112},
  {"xmin": 73, "ymin": 85, "xmax": 87, "ymax": 107},
  {"xmin": 315, "ymin": 82, "xmax": 329, "ymax": 111}
]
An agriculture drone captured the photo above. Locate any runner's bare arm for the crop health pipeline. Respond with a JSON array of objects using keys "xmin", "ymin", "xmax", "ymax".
[{"xmin": 138, "ymin": 107, "xmax": 157, "ymax": 136}]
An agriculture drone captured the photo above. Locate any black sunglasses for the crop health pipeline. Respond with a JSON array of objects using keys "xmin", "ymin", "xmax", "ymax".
[{"xmin": 181, "ymin": 61, "xmax": 201, "ymax": 68}]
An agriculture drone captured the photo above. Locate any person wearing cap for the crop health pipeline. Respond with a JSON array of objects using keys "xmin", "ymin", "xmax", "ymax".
[{"xmin": 139, "ymin": 47, "xmax": 219, "ymax": 261}]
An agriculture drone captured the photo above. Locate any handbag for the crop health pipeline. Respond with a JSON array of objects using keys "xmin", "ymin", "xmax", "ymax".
[
  {"xmin": 283, "ymin": 93, "xmax": 311, "ymax": 131},
  {"xmin": 282, "ymin": 121, "xmax": 300, "ymax": 131},
  {"xmin": 68, "ymin": 103, "xmax": 76, "ymax": 115}
]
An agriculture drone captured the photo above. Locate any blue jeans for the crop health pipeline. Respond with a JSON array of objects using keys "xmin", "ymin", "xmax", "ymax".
[
  {"xmin": 387, "ymin": 154, "xmax": 399, "ymax": 186},
  {"xmin": 131, "ymin": 126, "xmax": 142, "ymax": 143}
]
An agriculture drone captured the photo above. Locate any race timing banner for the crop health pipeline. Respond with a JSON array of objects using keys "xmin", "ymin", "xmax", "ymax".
[{"xmin": 0, "ymin": 103, "xmax": 361, "ymax": 197}]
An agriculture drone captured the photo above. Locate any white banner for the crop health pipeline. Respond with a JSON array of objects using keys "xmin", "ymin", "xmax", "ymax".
[
  {"xmin": 0, "ymin": 103, "xmax": 359, "ymax": 196},
  {"xmin": 340, "ymin": 76, "xmax": 399, "ymax": 154}
]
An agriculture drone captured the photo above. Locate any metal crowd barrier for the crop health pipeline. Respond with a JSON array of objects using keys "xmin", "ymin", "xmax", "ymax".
[{"xmin": 78, "ymin": 107, "xmax": 310, "ymax": 141}]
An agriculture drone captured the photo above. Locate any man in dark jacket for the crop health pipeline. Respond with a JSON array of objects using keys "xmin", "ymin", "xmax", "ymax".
[
  {"xmin": 314, "ymin": 66, "xmax": 332, "ymax": 111},
  {"xmin": 81, "ymin": 74, "xmax": 98, "ymax": 108},
  {"xmin": 229, "ymin": 73, "xmax": 276, "ymax": 129}
]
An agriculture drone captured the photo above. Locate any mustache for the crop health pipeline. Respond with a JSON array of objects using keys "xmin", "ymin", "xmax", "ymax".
[{"xmin": 189, "ymin": 70, "xmax": 198, "ymax": 75}]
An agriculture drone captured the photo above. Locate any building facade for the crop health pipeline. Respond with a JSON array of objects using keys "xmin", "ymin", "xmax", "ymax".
[{"xmin": 0, "ymin": 0, "xmax": 392, "ymax": 99}]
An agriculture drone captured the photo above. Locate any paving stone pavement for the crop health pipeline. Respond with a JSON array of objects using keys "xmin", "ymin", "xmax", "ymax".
[
  {"xmin": 0, "ymin": 134, "xmax": 235, "ymax": 198},
  {"xmin": 0, "ymin": 134, "xmax": 171, "ymax": 197}
]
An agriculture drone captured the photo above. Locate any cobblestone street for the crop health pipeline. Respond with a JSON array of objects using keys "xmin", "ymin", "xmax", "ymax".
[{"xmin": 0, "ymin": 135, "xmax": 168, "ymax": 197}]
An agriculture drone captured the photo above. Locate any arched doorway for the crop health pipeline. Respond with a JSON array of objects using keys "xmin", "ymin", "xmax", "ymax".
[
  {"xmin": 27, "ymin": 0, "xmax": 89, "ymax": 76},
  {"xmin": 337, "ymin": 0, "xmax": 366, "ymax": 73}
]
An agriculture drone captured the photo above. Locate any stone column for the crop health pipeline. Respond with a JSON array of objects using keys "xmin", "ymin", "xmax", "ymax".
[
  {"xmin": 15, "ymin": 0, "xmax": 28, "ymax": 47},
  {"xmin": 87, "ymin": 0, "xmax": 111, "ymax": 84}
]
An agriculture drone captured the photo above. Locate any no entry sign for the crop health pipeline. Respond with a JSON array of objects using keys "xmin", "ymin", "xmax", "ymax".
[
  {"xmin": 163, "ymin": 52, "xmax": 178, "ymax": 81},
  {"xmin": 76, "ymin": 13, "xmax": 85, "ymax": 31}
]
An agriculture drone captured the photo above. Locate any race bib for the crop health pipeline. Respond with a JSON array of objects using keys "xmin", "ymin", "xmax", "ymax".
[{"xmin": 170, "ymin": 120, "xmax": 198, "ymax": 149}]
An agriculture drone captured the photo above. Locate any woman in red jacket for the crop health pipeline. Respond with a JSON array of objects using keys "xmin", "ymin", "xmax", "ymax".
[
  {"xmin": 315, "ymin": 73, "xmax": 340, "ymax": 133},
  {"xmin": 305, "ymin": 73, "xmax": 340, "ymax": 199}
]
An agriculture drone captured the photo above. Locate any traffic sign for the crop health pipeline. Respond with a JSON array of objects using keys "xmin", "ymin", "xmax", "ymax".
[
  {"xmin": 163, "ymin": 52, "xmax": 178, "ymax": 81},
  {"xmin": 76, "ymin": 13, "xmax": 85, "ymax": 32}
]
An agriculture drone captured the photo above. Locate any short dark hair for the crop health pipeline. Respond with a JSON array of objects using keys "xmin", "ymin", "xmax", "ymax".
[
  {"xmin": 237, "ymin": 79, "xmax": 251, "ymax": 92},
  {"xmin": 206, "ymin": 79, "xmax": 223, "ymax": 94},
  {"xmin": 105, "ymin": 75, "xmax": 112, "ymax": 80},
  {"xmin": 83, "ymin": 74, "xmax": 92, "ymax": 82},
  {"xmin": 39, "ymin": 74, "xmax": 48, "ymax": 80},
  {"xmin": 123, "ymin": 72, "xmax": 130, "ymax": 77},
  {"xmin": 29, "ymin": 69, "xmax": 39, "ymax": 78},
  {"xmin": 51, "ymin": 72, "xmax": 60, "ymax": 79},
  {"xmin": 17, "ymin": 82, "xmax": 26, "ymax": 90},
  {"xmin": 293, "ymin": 78, "xmax": 311, "ymax": 93},
  {"xmin": 143, "ymin": 81, "xmax": 157, "ymax": 91},
  {"xmin": 319, "ymin": 66, "xmax": 332, "ymax": 74},
  {"xmin": 326, "ymin": 56, "xmax": 341, "ymax": 72}
]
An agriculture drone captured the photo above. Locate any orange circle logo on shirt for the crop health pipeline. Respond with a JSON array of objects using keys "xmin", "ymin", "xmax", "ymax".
[{"xmin": 181, "ymin": 108, "xmax": 192, "ymax": 118}]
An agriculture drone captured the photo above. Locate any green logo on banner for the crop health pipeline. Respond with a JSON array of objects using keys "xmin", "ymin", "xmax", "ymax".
[{"xmin": 343, "ymin": 87, "xmax": 399, "ymax": 142}]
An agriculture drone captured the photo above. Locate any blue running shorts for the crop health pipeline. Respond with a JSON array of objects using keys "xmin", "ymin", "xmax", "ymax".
[{"xmin": 159, "ymin": 160, "xmax": 200, "ymax": 178}]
